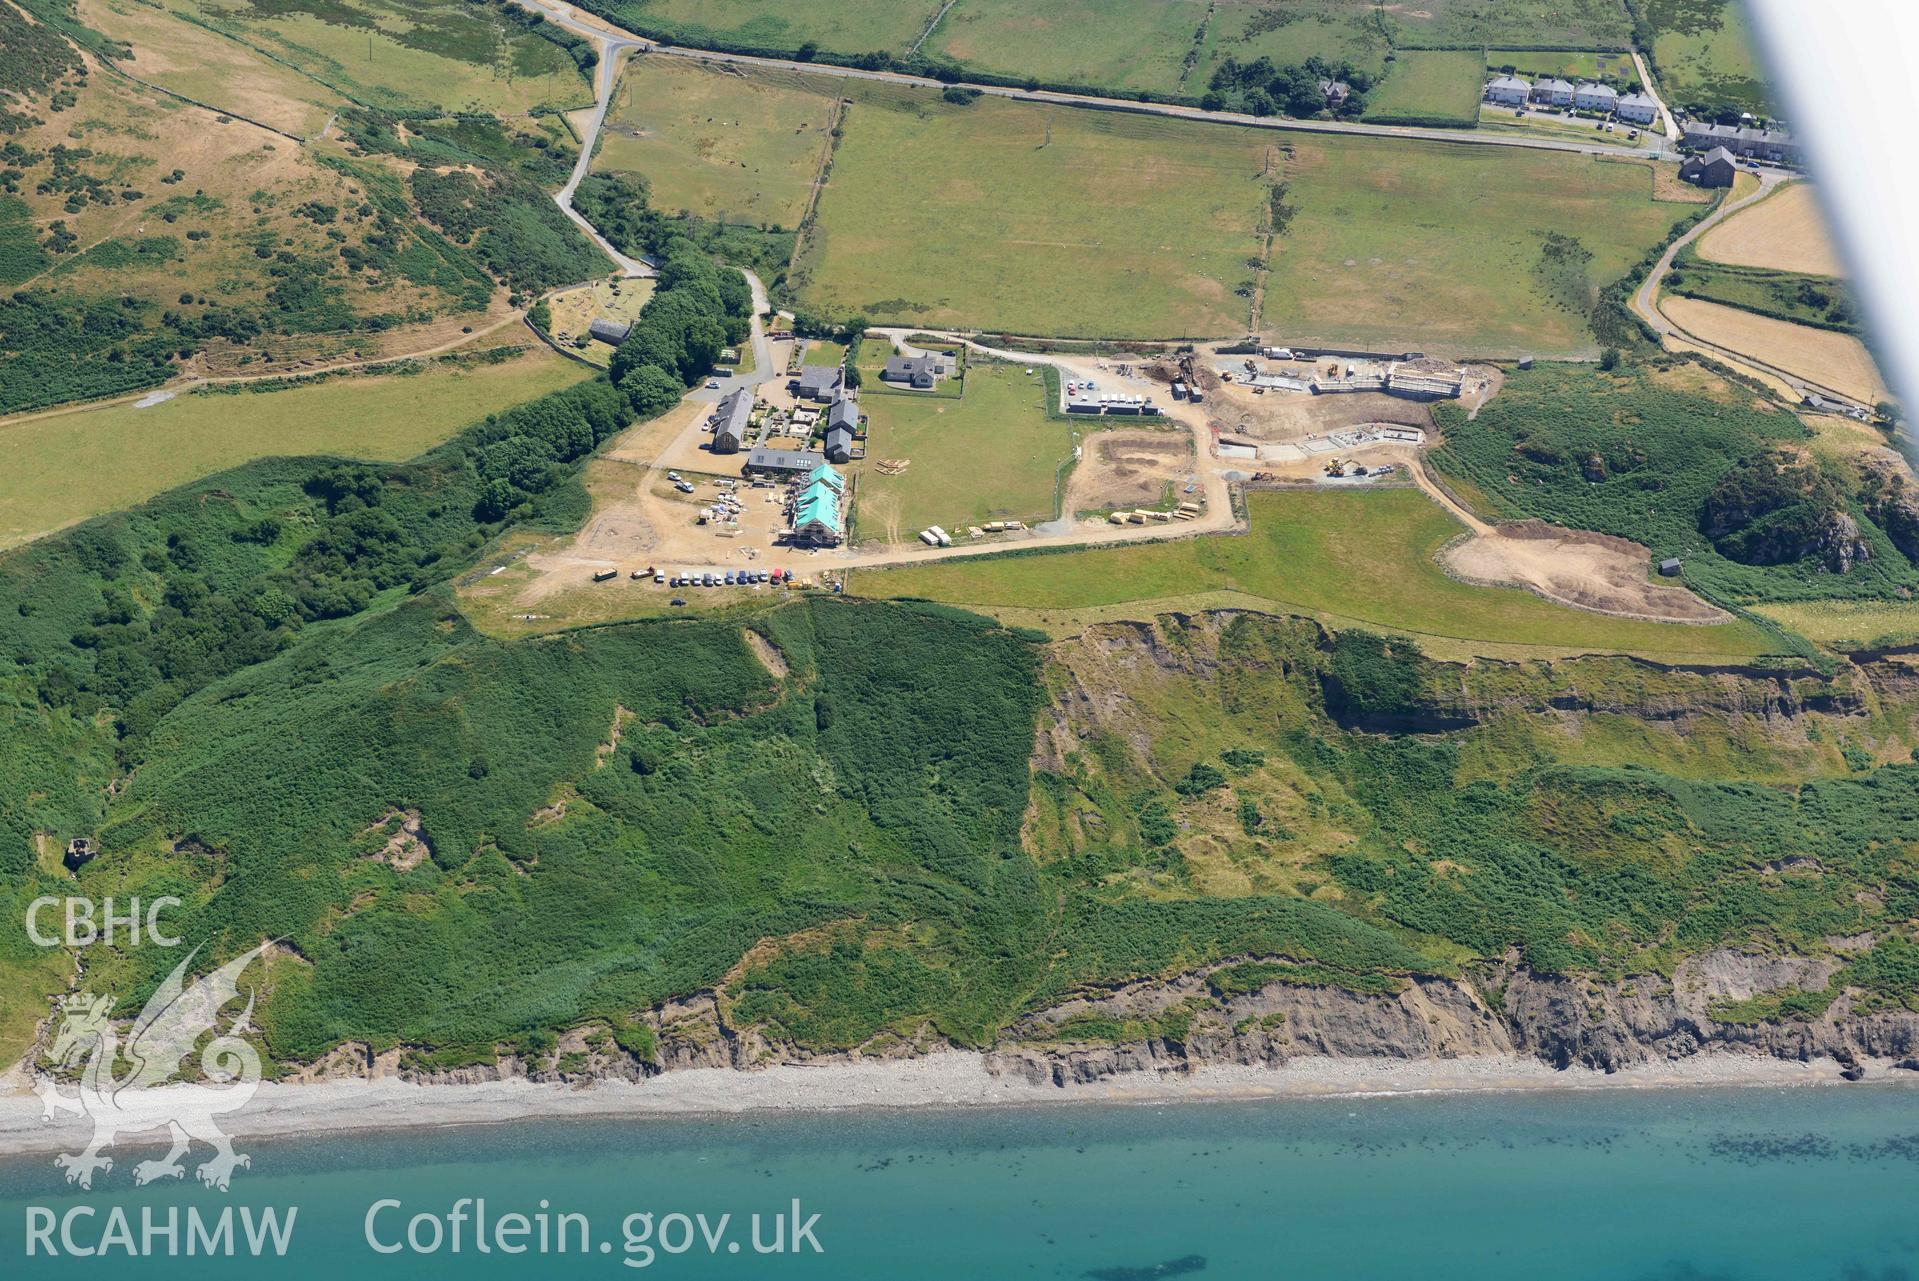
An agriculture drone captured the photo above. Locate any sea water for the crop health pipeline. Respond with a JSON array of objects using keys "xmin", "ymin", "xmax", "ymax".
[{"xmin": 3, "ymin": 1085, "xmax": 1917, "ymax": 1278}]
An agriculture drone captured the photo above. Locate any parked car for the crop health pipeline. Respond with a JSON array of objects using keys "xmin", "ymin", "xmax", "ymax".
[{"xmin": 670, "ymin": 598, "xmax": 686, "ymax": 607}]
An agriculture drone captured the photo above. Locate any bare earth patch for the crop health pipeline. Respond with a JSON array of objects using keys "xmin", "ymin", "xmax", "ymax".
[
  {"xmin": 1443, "ymin": 521, "xmax": 1730, "ymax": 625},
  {"xmin": 1065, "ymin": 430, "xmax": 1194, "ymax": 512},
  {"xmin": 363, "ymin": 810, "xmax": 432, "ymax": 871},
  {"xmin": 742, "ymin": 629, "xmax": 788, "ymax": 679}
]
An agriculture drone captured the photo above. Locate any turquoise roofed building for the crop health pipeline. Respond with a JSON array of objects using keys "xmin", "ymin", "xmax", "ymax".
[{"xmin": 791, "ymin": 463, "xmax": 845, "ymax": 546}]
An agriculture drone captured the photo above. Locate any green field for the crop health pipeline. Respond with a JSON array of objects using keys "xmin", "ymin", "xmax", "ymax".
[
  {"xmin": 1641, "ymin": 0, "xmax": 1773, "ymax": 114},
  {"xmin": 1267, "ymin": 134, "xmax": 1691, "ymax": 356},
  {"xmin": 1665, "ymin": 252, "xmax": 1859, "ymax": 335},
  {"xmin": 1360, "ymin": 50, "xmax": 1485, "ymax": 127},
  {"xmin": 1381, "ymin": 0, "xmax": 1634, "ymax": 48},
  {"xmin": 166, "ymin": 0, "xmax": 594, "ymax": 115},
  {"xmin": 596, "ymin": 58, "xmax": 838, "ymax": 228},
  {"xmin": 600, "ymin": 0, "xmax": 940, "ymax": 57},
  {"xmin": 856, "ymin": 362, "xmax": 1074, "ymax": 540},
  {"xmin": 854, "ymin": 488, "xmax": 1775, "ymax": 660},
  {"xmin": 1486, "ymin": 48, "xmax": 1639, "ymax": 88},
  {"xmin": 924, "ymin": 0, "xmax": 1204, "ymax": 96},
  {"xmin": 0, "ymin": 348, "xmax": 590, "ymax": 548},
  {"xmin": 1194, "ymin": 0, "xmax": 1389, "ymax": 86},
  {"xmin": 797, "ymin": 89, "xmax": 1274, "ymax": 338}
]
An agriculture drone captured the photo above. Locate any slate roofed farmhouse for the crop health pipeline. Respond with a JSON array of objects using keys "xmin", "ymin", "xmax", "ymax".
[{"xmin": 792, "ymin": 364, "xmax": 845, "ymax": 402}]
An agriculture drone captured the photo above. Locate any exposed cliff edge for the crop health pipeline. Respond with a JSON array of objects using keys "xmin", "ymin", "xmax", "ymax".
[{"xmin": 984, "ymin": 950, "xmax": 1919, "ymax": 1088}]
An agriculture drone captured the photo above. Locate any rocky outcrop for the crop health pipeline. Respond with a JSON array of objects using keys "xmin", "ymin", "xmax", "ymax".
[{"xmin": 985, "ymin": 951, "xmax": 1919, "ymax": 1087}]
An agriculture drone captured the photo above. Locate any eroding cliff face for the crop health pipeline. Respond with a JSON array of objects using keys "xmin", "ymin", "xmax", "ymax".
[{"xmin": 985, "ymin": 953, "xmax": 1919, "ymax": 1087}]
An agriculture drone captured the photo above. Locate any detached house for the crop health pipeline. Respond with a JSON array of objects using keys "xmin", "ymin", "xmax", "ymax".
[
  {"xmin": 1484, "ymin": 75, "xmax": 1531, "ymax": 106},
  {"xmin": 880, "ymin": 352, "xmax": 954, "ymax": 390}
]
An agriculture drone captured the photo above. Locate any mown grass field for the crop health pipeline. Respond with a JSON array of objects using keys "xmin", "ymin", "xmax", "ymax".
[
  {"xmin": 797, "ymin": 91, "xmax": 1274, "ymax": 338},
  {"xmin": 595, "ymin": 57, "xmax": 837, "ymax": 228},
  {"xmin": 1381, "ymin": 0, "xmax": 1634, "ymax": 47},
  {"xmin": 1485, "ymin": 47, "xmax": 1639, "ymax": 88},
  {"xmin": 166, "ymin": 0, "xmax": 594, "ymax": 115},
  {"xmin": 1269, "ymin": 135, "xmax": 1694, "ymax": 355},
  {"xmin": 924, "ymin": 0, "xmax": 1203, "ymax": 96},
  {"xmin": 1194, "ymin": 0, "xmax": 1389, "ymax": 84},
  {"xmin": 1359, "ymin": 50, "xmax": 1484, "ymax": 127},
  {"xmin": 605, "ymin": 0, "xmax": 940, "ymax": 57},
  {"xmin": 1641, "ymin": 0, "xmax": 1772, "ymax": 114},
  {"xmin": 1753, "ymin": 600, "xmax": 1919, "ymax": 651},
  {"xmin": 855, "ymin": 363, "xmax": 1074, "ymax": 541},
  {"xmin": 0, "ymin": 348, "xmax": 589, "ymax": 548},
  {"xmin": 855, "ymin": 488, "xmax": 1775, "ymax": 660}
]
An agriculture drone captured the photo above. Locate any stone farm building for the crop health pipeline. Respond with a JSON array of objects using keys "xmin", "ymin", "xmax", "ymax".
[
  {"xmin": 791, "ymin": 365, "xmax": 845, "ymax": 403},
  {"xmin": 1679, "ymin": 146, "xmax": 1738, "ymax": 188},
  {"xmin": 588, "ymin": 317, "xmax": 631, "ymax": 345},
  {"xmin": 880, "ymin": 352, "xmax": 955, "ymax": 390},
  {"xmin": 823, "ymin": 398, "xmax": 860, "ymax": 463},
  {"xmin": 709, "ymin": 389, "xmax": 753, "ymax": 455}
]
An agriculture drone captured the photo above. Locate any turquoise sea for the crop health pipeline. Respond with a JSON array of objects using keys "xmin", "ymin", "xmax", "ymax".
[{"xmin": 4, "ymin": 1085, "xmax": 1918, "ymax": 1278}]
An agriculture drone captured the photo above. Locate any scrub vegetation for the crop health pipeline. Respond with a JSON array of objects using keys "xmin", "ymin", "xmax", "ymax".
[{"xmin": 1431, "ymin": 362, "xmax": 1919, "ymax": 607}]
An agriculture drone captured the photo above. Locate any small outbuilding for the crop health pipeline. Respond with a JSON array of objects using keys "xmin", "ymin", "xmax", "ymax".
[
  {"xmin": 1658, "ymin": 558, "xmax": 1683, "ymax": 577},
  {"xmin": 1679, "ymin": 145, "xmax": 1739, "ymax": 188}
]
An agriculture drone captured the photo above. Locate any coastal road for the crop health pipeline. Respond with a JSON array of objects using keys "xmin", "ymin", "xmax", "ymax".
[
  {"xmin": 505, "ymin": 0, "xmax": 1670, "ymax": 162},
  {"xmin": 528, "ymin": 0, "xmax": 651, "ymax": 278},
  {"xmin": 1629, "ymin": 170, "xmax": 1869, "ymax": 410}
]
